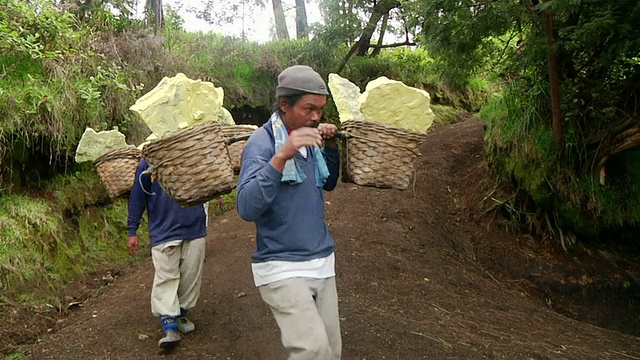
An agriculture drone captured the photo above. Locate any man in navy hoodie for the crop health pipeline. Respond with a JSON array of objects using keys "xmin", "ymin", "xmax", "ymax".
[
  {"xmin": 237, "ymin": 65, "xmax": 342, "ymax": 359},
  {"xmin": 127, "ymin": 158, "xmax": 207, "ymax": 348}
]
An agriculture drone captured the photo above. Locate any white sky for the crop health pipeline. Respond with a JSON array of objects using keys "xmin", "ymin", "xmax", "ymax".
[{"xmin": 141, "ymin": 0, "xmax": 323, "ymax": 43}]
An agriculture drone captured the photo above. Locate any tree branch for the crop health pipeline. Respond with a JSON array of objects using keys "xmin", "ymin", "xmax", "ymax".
[
  {"xmin": 492, "ymin": 33, "xmax": 518, "ymax": 69},
  {"xmin": 368, "ymin": 41, "xmax": 416, "ymax": 49},
  {"xmin": 336, "ymin": 42, "xmax": 360, "ymax": 74}
]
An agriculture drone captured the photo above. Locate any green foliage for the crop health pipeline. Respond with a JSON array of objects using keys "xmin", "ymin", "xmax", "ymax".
[
  {"xmin": 483, "ymin": 82, "xmax": 557, "ymax": 203},
  {"xmin": 163, "ymin": 3, "xmax": 185, "ymax": 32},
  {"xmin": 0, "ymin": 0, "xmax": 139, "ymax": 186},
  {"xmin": 407, "ymin": 0, "xmax": 522, "ymax": 89},
  {"xmin": 161, "ymin": 33, "xmax": 465, "ymax": 116},
  {"xmin": 428, "ymin": 0, "xmax": 640, "ymax": 241},
  {"xmin": 44, "ymin": 165, "xmax": 108, "ymax": 212},
  {"xmin": 0, "ymin": 169, "xmax": 147, "ymax": 298},
  {"xmin": 316, "ymin": 0, "xmax": 370, "ymax": 46},
  {"xmin": 188, "ymin": 0, "xmax": 266, "ymax": 35},
  {"xmin": 338, "ymin": 48, "xmax": 425, "ymax": 89},
  {"xmin": 467, "ymin": 77, "xmax": 488, "ymax": 92},
  {"xmin": 483, "ymin": 79, "xmax": 640, "ymax": 239},
  {"xmin": 431, "ymin": 105, "xmax": 464, "ymax": 128},
  {"xmin": 209, "ymin": 189, "xmax": 238, "ymax": 217},
  {"xmin": 4, "ymin": 353, "xmax": 25, "ymax": 360}
]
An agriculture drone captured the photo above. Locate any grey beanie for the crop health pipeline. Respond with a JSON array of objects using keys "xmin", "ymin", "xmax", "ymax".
[{"xmin": 276, "ymin": 65, "xmax": 329, "ymax": 98}]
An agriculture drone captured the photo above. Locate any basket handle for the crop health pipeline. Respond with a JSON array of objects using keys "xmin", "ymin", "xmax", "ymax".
[
  {"xmin": 333, "ymin": 131, "xmax": 348, "ymax": 140},
  {"xmin": 226, "ymin": 131, "xmax": 348, "ymax": 144},
  {"xmin": 226, "ymin": 134, "xmax": 252, "ymax": 145}
]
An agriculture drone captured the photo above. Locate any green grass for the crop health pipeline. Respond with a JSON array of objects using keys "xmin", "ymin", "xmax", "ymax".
[
  {"xmin": 467, "ymin": 77, "xmax": 488, "ymax": 92},
  {"xmin": 0, "ymin": 169, "xmax": 148, "ymax": 300},
  {"xmin": 431, "ymin": 104, "xmax": 465, "ymax": 127},
  {"xmin": 208, "ymin": 188, "xmax": 238, "ymax": 216},
  {"xmin": 482, "ymin": 82, "xmax": 640, "ymax": 240},
  {"xmin": 4, "ymin": 352, "xmax": 26, "ymax": 360},
  {"xmin": 0, "ymin": 0, "xmax": 138, "ymax": 166}
]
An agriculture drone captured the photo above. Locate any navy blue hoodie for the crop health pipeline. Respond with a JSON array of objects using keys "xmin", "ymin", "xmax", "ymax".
[{"xmin": 127, "ymin": 158, "xmax": 207, "ymax": 247}]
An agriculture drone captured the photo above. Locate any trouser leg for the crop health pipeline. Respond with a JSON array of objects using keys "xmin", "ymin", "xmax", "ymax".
[
  {"xmin": 177, "ymin": 237, "xmax": 206, "ymax": 310},
  {"xmin": 315, "ymin": 277, "xmax": 342, "ymax": 360},
  {"xmin": 150, "ymin": 242, "xmax": 181, "ymax": 317},
  {"xmin": 259, "ymin": 277, "xmax": 338, "ymax": 360}
]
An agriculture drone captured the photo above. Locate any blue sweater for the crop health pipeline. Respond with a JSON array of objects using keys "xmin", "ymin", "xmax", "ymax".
[
  {"xmin": 236, "ymin": 122, "xmax": 340, "ymax": 263},
  {"xmin": 127, "ymin": 158, "xmax": 207, "ymax": 248}
]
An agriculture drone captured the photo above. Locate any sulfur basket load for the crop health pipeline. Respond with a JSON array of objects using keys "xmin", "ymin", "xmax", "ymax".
[
  {"xmin": 340, "ymin": 120, "xmax": 427, "ymax": 190},
  {"xmin": 221, "ymin": 124, "xmax": 257, "ymax": 173},
  {"xmin": 93, "ymin": 147, "xmax": 142, "ymax": 198},
  {"xmin": 142, "ymin": 121, "xmax": 236, "ymax": 208}
]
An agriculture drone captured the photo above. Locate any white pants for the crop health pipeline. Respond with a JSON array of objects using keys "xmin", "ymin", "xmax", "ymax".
[
  {"xmin": 150, "ymin": 237, "xmax": 206, "ymax": 317},
  {"xmin": 259, "ymin": 277, "xmax": 342, "ymax": 360}
]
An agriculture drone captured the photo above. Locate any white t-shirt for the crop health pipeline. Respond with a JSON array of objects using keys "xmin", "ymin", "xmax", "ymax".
[{"xmin": 251, "ymin": 253, "xmax": 335, "ymax": 287}]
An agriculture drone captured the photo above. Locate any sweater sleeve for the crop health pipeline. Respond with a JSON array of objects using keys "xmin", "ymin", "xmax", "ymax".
[
  {"xmin": 322, "ymin": 146, "xmax": 340, "ymax": 191},
  {"xmin": 236, "ymin": 135, "xmax": 283, "ymax": 222},
  {"xmin": 127, "ymin": 159, "xmax": 149, "ymax": 236}
]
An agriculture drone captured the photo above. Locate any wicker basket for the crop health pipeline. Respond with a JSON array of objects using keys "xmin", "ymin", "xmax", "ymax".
[
  {"xmin": 93, "ymin": 146, "xmax": 142, "ymax": 198},
  {"xmin": 221, "ymin": 125, "xmax": 257, "ymax": 173},
  {"xmin": 142, "ymin": 121, "xmax": 235, "ymax": 207},
  {"xmin": 341, "ymin": 120, "xmax": 427, "ymax": 190}
]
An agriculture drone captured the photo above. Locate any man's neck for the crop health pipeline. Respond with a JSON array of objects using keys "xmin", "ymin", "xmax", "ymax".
[{"xmin": 279, "ymin": 113, "xmax": 296, "ymax": 132}]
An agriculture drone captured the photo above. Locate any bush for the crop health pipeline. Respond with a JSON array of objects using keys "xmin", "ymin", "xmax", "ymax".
[
  {"xmin": 0, "ymin": 0, "xmax": 141, "ymax": 188},
  {"xmin": 483, "ymin": 81, "xmax": 640, "ymax": 241},
  {"xmin": 0, "ymin": 169, "xmax": 148, "ymax": 298}
]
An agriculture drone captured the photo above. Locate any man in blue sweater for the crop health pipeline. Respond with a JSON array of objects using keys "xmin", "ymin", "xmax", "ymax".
[
  {"xmin": 127, "ymin": 158, "xmax": 207, "ymax": 348},
  {"xmin": 237, "ymin": 65, "xmax": 342, "ymax": 359}
]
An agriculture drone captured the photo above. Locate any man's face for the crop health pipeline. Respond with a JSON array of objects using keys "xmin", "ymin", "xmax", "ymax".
[{"xmin": 280, "ymin": 94, "xmax": 327, "ymax": 130}]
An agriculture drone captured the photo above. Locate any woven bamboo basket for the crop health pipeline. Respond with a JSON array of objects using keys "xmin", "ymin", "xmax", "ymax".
[
  {"xmin": 341, "ymin": 120, "xmax": 427, "ymax": 190},
  {"xmin": 221, "ymin": 125, "xmax": 257, "ymax": 173},
  {"xmin": 142, "ymin": 121, "xmax": 235, "ymax": 207},
  {"xmin": 93, "ymin": 146, "xmax": 142, "ymax": 198}
]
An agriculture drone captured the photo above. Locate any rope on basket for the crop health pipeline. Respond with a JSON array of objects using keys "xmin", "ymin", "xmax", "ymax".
[
  {"xmin": 340, "ymin": 131, "xmax": 423, "ymax": 156},
  {"xmin": 138, "ymin": 171, "xmax": 156, "ymax": 196}
]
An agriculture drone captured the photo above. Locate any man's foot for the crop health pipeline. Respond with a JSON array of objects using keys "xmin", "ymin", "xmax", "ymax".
[
  {"xmin": 177, "ymin": 317, "xmax": 196, "ymax": 334},
  {"xmin": 158, "ymin": 315, "xmax": 181, "ymax": 348},
  {"xmin": 158, "ymin": 330, "xmax": 181, "ymax": 348}
]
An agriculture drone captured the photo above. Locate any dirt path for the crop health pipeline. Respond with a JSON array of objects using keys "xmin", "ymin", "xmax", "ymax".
[{"xmin": 24, "ymin": 119, "xmax": 640, "ymax": 359}]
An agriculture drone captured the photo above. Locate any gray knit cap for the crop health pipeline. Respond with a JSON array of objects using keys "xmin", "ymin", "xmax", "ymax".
[{"xmin": 276, "ymin": 65, "xmax": 329, "ymax": 98}]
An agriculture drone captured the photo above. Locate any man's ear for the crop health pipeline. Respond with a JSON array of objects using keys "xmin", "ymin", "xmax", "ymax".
[{"xmin": 279, "ymin": 98, "xmax": 289, "ymax": 114}]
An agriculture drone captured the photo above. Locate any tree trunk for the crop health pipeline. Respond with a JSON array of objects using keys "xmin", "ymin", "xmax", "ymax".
[
  {"xmin": 543, "ymin": 11, "xmax": 563, "ymax": 153},
  {"xmin": 371, "ymin": 12, "xmax": 389, "ymax": 57},
  {"xmin": 336, "ymin": 41, "xmax": 360, "ymax": 74},
  {"xmin": 355, "ymin": 0, "xmax": 400, "ymax": 56},
  {"xmin": 295, "ymin": 0, "xmax": 308, "ymax": 39},
  {"xmin": 145, "ymin": 0, "xmax": 164, "ymax": 34},
  {"xmin": 272, "ymin": 0, "xmax": 290, "ymax": 40},
  {"xmin": 336, "ymin": 0, "xmax": 399, "ymax": 71}
]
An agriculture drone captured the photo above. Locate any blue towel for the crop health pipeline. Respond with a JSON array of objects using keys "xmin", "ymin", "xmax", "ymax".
[{"xmin": 270, "ymin": 113, "xmax": 329, "ymax": 188}]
